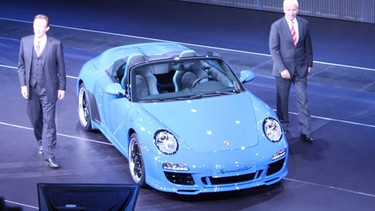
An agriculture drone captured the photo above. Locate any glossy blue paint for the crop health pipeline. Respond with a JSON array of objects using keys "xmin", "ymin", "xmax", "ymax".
[{"xmin": 77, "ymin": 42, "xmax": 288, "ymax": 195}]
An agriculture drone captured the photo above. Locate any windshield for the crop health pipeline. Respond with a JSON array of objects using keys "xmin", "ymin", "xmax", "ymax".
[{"xmin": 130, "ymin": 57, "xmax": 244, "ymax": 102}]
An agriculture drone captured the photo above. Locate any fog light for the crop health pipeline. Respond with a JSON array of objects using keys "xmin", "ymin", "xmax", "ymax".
[
  {"xmin": 272, "ymin": 149, "xmax": 286, "ymax": 160},
  {"xmin": 163, "ymin": 163, "xmax": 189, "ymax": 171}
]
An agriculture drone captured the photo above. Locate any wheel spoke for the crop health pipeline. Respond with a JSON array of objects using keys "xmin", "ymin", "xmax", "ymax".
[
  {"xmin": 78, "ymin": 84, "xmax": 92, "ymax": 131},
  {"xmin": 129, "ymin": 136, "xmax": 144, "ymax": 184}
]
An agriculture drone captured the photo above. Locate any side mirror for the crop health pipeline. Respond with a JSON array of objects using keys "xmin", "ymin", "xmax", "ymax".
[
  {"xmin": 239, "ymin": 70, "xmax": 255, "ymax": 84},
  {"xmin": 105, "ymin": 83, "xmax": 126, "ymax": 96}
]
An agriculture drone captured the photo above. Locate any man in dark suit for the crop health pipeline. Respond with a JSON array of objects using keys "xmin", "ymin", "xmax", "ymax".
[
  {"xmin": 269, "ymin": 0, "xmax": 314, "ymax": 142},
  {"xmin": 18, "ymin": 14, "xmax": 66, "ymax": 168}
]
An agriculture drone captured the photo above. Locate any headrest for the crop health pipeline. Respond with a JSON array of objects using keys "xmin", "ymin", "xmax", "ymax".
[
  {"xmin": 127, "ymin": 54, "xmax": 146, "ymax": 69},
  {"xmin": 179, "ymin": 50, "xmax": 197, "ymax": 58}
]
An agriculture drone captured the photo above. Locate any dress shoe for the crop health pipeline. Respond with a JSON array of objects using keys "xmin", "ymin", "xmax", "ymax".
[
  {"xmin": 38, "ymin": 146, "xmax": 43, "ymax": 155},
  {"xmin": 283, "ymin": 126, "xmax": 288, "ymax": 135},
  {"xmin": 37, "ymin": 140, "xmax": 43, "ymax": 155},
  {"xmin": 44, "ymin": 158, "xmax": 60, "ymax": 169},
  {"xmin": 301, "ymin": 134, "xmax": 314, "ymax": 142}
]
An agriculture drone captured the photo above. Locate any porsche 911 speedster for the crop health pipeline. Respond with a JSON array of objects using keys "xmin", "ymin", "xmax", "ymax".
[{"xmin": 77, "ymin": 42, "xmax": 288, "ymax": 195}]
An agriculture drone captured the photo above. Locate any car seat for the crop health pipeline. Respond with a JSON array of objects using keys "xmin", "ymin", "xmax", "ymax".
[
  {"xmin": 135, "ymin": 67, "xmax": 159, "ymax": 98},
  {"xmin": 173, "ymin": 50, "xmax": 208, "ymax": 91}
]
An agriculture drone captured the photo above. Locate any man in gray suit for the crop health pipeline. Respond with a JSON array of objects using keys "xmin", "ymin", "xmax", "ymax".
[
  {"xmin": 269, "ymin": 0, "xmax": 314, "ymax": 142},
  {"xmin": 18, "ymin": 14, "xmax": 66, "ymax": 168}
]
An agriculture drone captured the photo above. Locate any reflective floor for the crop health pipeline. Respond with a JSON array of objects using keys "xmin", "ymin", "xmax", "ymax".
[{"xmin": 0, "ymin": 0, "xmax": 375, "ymax": 210}]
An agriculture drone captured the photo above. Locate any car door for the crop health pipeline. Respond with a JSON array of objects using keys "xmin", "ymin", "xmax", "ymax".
[{"xmin": 100, "ymin": 80, "xmax": 132, "ymax": 153}]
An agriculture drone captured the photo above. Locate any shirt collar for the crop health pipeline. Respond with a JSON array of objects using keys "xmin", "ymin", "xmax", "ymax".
[
  {"xmin": 285, "ymin": 17, "xmax": 299, "ymax": 30},
  {"xmin": 34, "ymin": 35, "xmax": 47, "ymax": 44},
  {"xmin": 285, "ymin": 17, "xmax": 297, "ymax": 24}
]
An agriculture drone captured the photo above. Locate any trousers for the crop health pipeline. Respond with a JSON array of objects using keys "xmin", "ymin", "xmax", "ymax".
[
  {"xmin": 27, "ymin": 84, "xmax": 57, "ymax": 159},
  {"xmin": 275, "ymin": 76, "xmax": 312, "ymax": 135}
]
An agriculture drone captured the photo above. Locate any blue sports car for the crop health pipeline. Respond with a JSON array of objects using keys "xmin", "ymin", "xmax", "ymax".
[{"xmin": 77, "ymin": 42, "xmax": 288, "ymax": 195}]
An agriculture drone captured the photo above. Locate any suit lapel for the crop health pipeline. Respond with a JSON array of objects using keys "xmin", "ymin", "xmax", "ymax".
[
  {"xmin": 45, "ymin": 37, "xmax": 52, "ymax": 54},
  {"xmin": 40, "ymin": 37, "xmax": 52, "ymax": 64},
  {"xmin": 282, "ymin": 18, "xmax": 294, "ymax": 46}
]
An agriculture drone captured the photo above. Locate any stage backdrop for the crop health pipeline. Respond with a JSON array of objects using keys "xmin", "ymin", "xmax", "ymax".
[{"xmin": 178, "ymin": 0, "xmax": 375, "ymax": 24}]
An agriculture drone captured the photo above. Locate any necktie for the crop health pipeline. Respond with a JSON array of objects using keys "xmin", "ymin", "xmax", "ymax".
[
  {"xmin": 291, "ymin": 21, "xmax": 297, "ymax": 46},
  {"xmin": 35, "ymin": 40, "xmax": 41, "ymax": 57}
]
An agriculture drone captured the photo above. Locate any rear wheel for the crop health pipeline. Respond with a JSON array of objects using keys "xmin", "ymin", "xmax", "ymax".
[
  {"xmin": 128, "ymin": 133, "xmax": 146, "ymax": 187},
  {"xmin": 78, "ymin": 83, "xmax": 93, "ymax": 131}
]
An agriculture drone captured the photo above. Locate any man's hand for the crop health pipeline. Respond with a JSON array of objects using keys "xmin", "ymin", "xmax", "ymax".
[
  {"xmin": 21, "ymin": 86, "xmax": 28, "ymax": 99},
  {"xmin": 280, "ymin": 69, "xmax": 291, "ymax": 79},
  {"xmin": 58, "ymin": 90, "xmax": 65, "ymax": 100}
]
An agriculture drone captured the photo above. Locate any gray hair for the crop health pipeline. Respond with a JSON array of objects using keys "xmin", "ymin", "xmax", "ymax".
[{"xmin": 283, "ymin": 0, "xmax": 299, "ymax": 8}]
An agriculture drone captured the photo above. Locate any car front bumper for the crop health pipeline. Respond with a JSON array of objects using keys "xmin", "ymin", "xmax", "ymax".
[{"xmin": 144, "ymin": 146, "xmax": 288, "ymax": 195}]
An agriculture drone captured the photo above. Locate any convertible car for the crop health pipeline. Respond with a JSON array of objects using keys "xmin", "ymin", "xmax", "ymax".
[{"xmin": 77, "ymin": 42, "xmax": 288, "ymax": 195}]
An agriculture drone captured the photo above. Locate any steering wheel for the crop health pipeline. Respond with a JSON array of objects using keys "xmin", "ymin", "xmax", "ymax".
[{"xmin": 192, "ymin": 76, "xmax": 210, "ymax": 88}]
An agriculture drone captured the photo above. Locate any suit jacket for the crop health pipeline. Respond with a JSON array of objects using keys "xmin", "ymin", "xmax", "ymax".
[
  {"xmin": 269, "ymin": 16, "xmax": 313, "ymax": 78},
  {"xmin": 18, "ymin": 35, "xmax": 66, "ymax": 102}
]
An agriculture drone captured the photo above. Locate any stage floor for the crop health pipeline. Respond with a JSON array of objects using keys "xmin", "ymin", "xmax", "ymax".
[{"xmin": 0, "ymin": 0, "xmax": 374, "ymax": 210}]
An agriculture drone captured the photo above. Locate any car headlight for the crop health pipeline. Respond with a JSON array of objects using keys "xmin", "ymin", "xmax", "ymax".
[
  {"xmin": 263, "ymin": 117, "xmax": 282, "ymax": 142},
  {"xmin": 154, "ymin": 129, "xmax": 178, "ymax": 155}
]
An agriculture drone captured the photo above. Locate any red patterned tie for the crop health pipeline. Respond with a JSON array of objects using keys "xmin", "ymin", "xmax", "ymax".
[{"xmin": 291, "ymin": 21, "xmax": 297, "ymax": 46}]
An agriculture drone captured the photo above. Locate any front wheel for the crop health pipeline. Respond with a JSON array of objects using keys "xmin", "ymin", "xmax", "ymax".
[
  {"xmin": 78, "ymin": 83, "xmax": 93, "ymax": 131},
  {"xmin": 128, "ymin": 133, "xmax": 146, "ymax": 187}
]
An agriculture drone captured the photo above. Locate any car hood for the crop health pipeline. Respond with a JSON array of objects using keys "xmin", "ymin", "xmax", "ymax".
[{"xmin": 140, "ymin": 93, "xmax": 260, "ymax": 152}]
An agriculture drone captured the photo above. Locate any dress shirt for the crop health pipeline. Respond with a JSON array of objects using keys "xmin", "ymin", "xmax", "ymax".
[
  {"xmin": 285, "ymin": 17, "xmax": 299, "ymax": 44},
  {"xmin": 34, "ymin": 35, "xmax": 47, "ymax": 54}
]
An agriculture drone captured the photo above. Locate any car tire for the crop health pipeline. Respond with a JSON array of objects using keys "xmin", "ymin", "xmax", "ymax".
[
  {"xmin": 78, "ymin": 83, "xmax": 93, "ymax": 131},
  {"xmin": 128, "ymin": 133, "xmax": 147, "ymax": 187}
]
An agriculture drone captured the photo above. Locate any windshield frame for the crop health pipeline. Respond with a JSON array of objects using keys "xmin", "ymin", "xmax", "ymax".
[{"xmin": 129, "ymin": 56, "xmax": 245, "ymax": 103}]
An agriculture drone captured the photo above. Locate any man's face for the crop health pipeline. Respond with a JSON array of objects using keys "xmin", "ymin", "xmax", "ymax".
[
  {"xmin": 33, "ymin": 18, "xmax": 49, "ymax": 38},
  {"xmin": 284, "ymin": 2, "xmax": 298, "ymax": 21}
]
